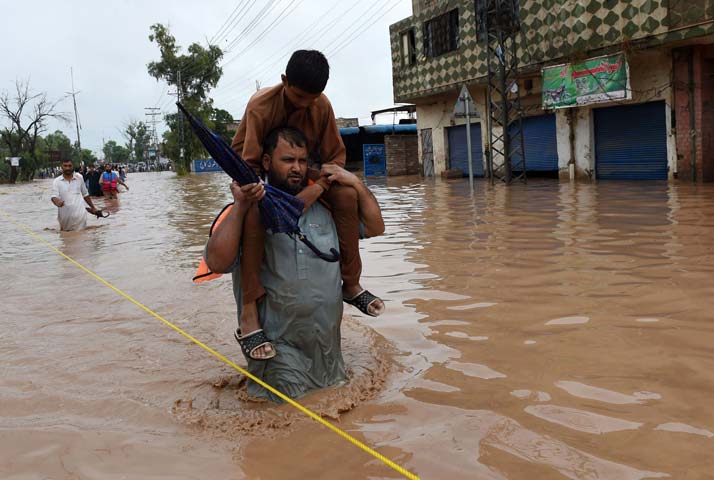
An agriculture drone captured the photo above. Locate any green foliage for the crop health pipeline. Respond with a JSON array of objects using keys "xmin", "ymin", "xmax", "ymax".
[
  {"xmin": 44, "ymin": 130, "xmax": 73, "ymax": 162},
  {"xmin": 125, "ymin": 120, "xmax": 152, "ymax": 162},
  {"xmin": 102, "ymin": 140, "xmax": 130, "ymax": 165},
  {"xmin": 147, "ymin": 23, "xmax": 224, "ymax": 174},
  {"xmin": 211, "ymin": 108, "xmax": 235, "ymax": 146},
  {"xmin": 75, "ymin": 146, "xmax": 98, "ymax": 165}
]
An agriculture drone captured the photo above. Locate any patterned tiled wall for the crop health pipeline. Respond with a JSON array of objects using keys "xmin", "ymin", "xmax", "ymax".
[{"xmin": 390, "ymin": 0, "xmax": 714, "ymax": 102}]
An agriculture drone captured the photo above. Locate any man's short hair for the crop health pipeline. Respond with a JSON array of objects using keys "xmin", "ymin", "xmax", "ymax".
[
  {"xmin": 61, "ymin": 159, "xmax": 73, "ymax": 164},
  {"xmin": 264, "ymin": 127, "xmax": 308, "ymax": 158},
  {"xmin": 285, "ymin": 50, "xmax": 329, "ymax": 94}
]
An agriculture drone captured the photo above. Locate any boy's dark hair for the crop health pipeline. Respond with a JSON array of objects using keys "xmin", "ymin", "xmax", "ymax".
[
  {"xmin": 263, "ymin": 127, "xmax": 308, "ymax": 157},
  {"xmin": 285, "ymin": 50, "xmax": 330, "ymax": 94}
]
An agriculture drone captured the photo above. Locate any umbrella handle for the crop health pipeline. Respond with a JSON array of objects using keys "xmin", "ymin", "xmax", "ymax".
[{"xmin": 297, "ymin": 234, "xmax": 340, "ymax": 262}]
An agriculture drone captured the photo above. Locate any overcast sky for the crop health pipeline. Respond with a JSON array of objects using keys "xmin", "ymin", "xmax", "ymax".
[{"xmin": 3, "ymin": 0, "xmax": 412, "ymax": 157}]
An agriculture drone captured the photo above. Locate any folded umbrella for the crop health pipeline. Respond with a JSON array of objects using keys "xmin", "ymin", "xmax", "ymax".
[{"xmin": 177, "ymin": 102, "xmax": 339, "ymax": 262}]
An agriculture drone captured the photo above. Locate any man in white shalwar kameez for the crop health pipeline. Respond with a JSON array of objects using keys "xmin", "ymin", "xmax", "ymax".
[{"xmin": 50, "ymin": 159, "xmax": 101, "ymax": 231}]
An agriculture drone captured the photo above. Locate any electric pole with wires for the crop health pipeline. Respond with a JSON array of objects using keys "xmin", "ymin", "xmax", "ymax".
[
  {"xmin": 177, "ymin": 69, "xmax": 186, "ymax": 170},
  {"xmin": 477, "ymin": 0, "xmax": 527, "ymax": 184},
  {"xmin": 144, "ymin": 106, "xmax": 161, "ymax": 164},
  {"xmin": 67, "ymin": 67, "xmax": 82, "ymax": 158}
]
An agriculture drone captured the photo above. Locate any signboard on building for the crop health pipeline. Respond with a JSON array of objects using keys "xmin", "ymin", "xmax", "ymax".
[
  {"xmin": 363, "ymin": 144, "xmax": 386, "ymax": 176},
  {"xmin": 192, "ymin": 158, "xmax": 222, "ymax": 173},
  {"xmin": 542, "ymin": 53, "xmax": 631, "ymax": 109},
  {"xmin": 453, "ymin": 85, "xmax": 478, "ymax": 118}
]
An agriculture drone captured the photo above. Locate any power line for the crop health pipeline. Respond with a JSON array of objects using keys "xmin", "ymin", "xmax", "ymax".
[
  {"xmin": 213, "ymin": 0, "xmax": 259, "ymax": 47},
  {"xmin": 325, "ymin": 0, "xmax": 402, "ymax": 58},
  {"xmin": 213, "ymin": 0, "xmax": 374, "ymax": 104},
  {"xmin": 214, "ymin": 0, "xmax": 362, "ymax": 95},
  {"xmin": 210, "ymin": 0, "xmax": 250, "ymax": 45},
  {"xmin": 221, "ymin": 0, "xmax": 301, "ymax": 67},
  {"xmin": 223, "ymin": 0, "xmax": 280, "ymax": 52}
]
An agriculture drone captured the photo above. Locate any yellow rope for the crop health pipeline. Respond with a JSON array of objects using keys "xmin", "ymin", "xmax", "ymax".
[{"xmin": 0, "ymin": 210, "xmax": 419, "ymax": 480}]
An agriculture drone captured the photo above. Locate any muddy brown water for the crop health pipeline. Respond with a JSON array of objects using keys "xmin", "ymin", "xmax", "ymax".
[{"xmin": 1, "ymin": 172, "xmax": 713, "ymax": 479}]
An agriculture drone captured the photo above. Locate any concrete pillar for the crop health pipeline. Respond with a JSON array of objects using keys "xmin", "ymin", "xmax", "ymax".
[
  {"xmin": 555, "ymin": 109, "xmax": 573, "ymax": 180},
  {"xmin": 573, "ymin": 107, "xmax": 595, "ymax": 181}
]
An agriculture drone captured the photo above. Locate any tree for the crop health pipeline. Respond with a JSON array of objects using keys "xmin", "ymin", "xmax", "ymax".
[
  {"xmin": 211, "ymin": 108, "xmax": 235, "ymax": 146},
  {"xmin": 0, "ymin": 79, "xmax": 69, "ymax": 182},
  {"xmin": 147, "ymin": 23, "xmax": 223, "ymax": 174},
  {"xmin": 124, "ymin": 120, "xmax": 152, "ymax": 163},
  {"xmin": 74, "ymin": 144, "xmax": 98, "ymax": 165},
  {"xmin": 44, "ymin": 130, "xmax": 73, "ymax": 162},
  {"xmin": 102, "ymin": 140, "xmax": 130, "ymax": 165}
]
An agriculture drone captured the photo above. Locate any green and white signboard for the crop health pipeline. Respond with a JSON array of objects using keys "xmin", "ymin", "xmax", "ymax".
[{"xmin": 542, "ymin": 53, "xmax": 631, "ymax": 109}]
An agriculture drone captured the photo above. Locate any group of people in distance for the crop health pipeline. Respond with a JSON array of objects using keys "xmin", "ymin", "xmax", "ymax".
[{"xmin": 50, "ymin": 161, "xmax": 127, "ymax": 231}]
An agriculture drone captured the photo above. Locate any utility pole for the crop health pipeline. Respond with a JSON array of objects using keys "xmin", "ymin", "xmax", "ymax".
[
  {"xmin": 478, "ymin": 0, "xmax": 526, "ymax": 184},
  {"xmin": 176, "ymin": 69, "xmax": 185, "ymax": 169},
  {"xmin": 68, "ymin": 67, "xmax": 82, "ymax": 157},
  {"xmin": 144, "ymin": 106, "xmax": 161, "ymax": 164}
]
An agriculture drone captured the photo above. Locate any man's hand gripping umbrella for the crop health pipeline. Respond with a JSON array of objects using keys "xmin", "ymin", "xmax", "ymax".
[{"xmin": 177, "ymin": 102, "xmax": 339, "ymax": 262}]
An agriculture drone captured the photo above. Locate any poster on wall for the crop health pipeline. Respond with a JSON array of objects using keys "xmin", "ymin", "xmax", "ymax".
[
  {"xmin": 363, "ymin": 144, "xmax": 386, "ymax": 177},
  {"xmin": 542, "ymin": 53, "xmax": 631, "ymax": 109}
]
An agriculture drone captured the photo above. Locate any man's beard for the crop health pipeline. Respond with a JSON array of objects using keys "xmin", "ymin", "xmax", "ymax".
[{"xmin": 268, "ymin": 172, "xmax": 305, "ymax": 196}]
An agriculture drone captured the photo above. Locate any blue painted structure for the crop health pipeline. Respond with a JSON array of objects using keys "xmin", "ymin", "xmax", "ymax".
[
  {"xmin": 193, "ymin": 158, "xmax": 222, "ymax": 173},
  {"xmin": 594, "ymin": 101, "xmax": 668, "ymax": 180},
  {"xmin": 447, "ymin": 124, "xmax": 484, "ymax": 176},
  {"xmin": 363, "ymin": 144, "xmax": 387, "ymax": 176},
  {"xmin": 509, "ymin": 114, "xmax": 558, "ymax": 171}
]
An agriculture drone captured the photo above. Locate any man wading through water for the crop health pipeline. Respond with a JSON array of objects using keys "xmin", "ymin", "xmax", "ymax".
[
  {"xmin": 231, "ymin": 50, "xmax": 386, "ymax": 360},
  {"xmin": 50, "ymin": 159, "xmax": 102, "ymax": 231},
  {"xmin": 205, "ymin": 127, "xmax": 384, "ymax": 399}
]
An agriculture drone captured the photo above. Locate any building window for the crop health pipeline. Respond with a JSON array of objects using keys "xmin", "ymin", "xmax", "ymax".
[
  {"xmin": 400, "ymin": 29, "xmax": 416, "ymax": 66},
  {"xmin": 423, "ymin": 9, "xmax": 459, "ymax": 58}
]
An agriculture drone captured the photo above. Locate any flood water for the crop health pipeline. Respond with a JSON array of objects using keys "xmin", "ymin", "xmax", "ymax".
[{"xmin": 1, "ymin": 172, "xmax": 713, "ymax": 479}]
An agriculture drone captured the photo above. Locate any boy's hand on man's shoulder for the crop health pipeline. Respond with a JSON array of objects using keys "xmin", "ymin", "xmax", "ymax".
[{"xmin": 320, "ymin": 164, "xmax": 359, "ymax": 188}]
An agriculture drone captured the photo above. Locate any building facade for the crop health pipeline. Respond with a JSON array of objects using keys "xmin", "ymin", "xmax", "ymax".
[{"xmin": 390, "ymin": 0, "xmax": 714, "ymax": 181}]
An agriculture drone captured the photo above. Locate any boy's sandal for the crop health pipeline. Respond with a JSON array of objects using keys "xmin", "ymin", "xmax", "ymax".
[
  {"xmin": 343, "ymin": 290, "xmax": 385, "ymax": 317},
  {"xmin": 234, "ymin": 328, "xmax": 276, "ymax": 361}
]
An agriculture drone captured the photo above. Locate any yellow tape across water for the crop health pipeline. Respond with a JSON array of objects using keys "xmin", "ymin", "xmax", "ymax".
[{"xmin": 0, "ymin": 210, "xmax": 420, "ymax": 480}]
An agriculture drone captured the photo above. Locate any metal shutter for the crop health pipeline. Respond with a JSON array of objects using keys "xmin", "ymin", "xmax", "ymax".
[
  {"xmin": 509, "ymin": 114, "xmax": 558, "ymax": 171},
  {"xmin": 595, "ymin": 101, "xmax": 668, "ymax": 180},
  {"xmin": 447, "ymin": 124, "xmax": 484, "ymax": 176}
]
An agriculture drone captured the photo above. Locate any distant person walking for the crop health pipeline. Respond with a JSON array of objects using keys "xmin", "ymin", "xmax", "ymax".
[
  {"xmin": 100, "ymin": 164, "xmax": 128, "ymax": 199},
  {"xmin": 50, "ymin": 159, "xmax": 101, "ymax": 231},
  {"xmin": 85, "ymin": 164, "xmax": 103, "ymax": 197}
]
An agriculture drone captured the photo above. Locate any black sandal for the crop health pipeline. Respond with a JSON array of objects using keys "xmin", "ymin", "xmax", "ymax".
[
  {"xmin": 234, "ymin": 328, "xmax": 276, "ymax": 361},
  {"xmin": 343, "ymin": 290, "xmax": 385, "ymax": 317}
]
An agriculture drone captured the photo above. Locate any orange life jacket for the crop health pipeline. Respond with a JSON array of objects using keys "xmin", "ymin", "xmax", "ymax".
[{"xmin": 192, "ymin": 202, "xmax": 234, "ymax": 283}]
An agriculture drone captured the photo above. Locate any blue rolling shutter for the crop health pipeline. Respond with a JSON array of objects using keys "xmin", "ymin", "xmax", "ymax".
[
  {"xmin": 447, "ymin": 124, "xmax": 484, "ymax": 176},
  {"xmin": 509, "ymin": 114, "xmax": 558, "ymax": 171},
  {"xmin": 594, "ymin": 101, "xmax": 668, "ymax": 180}
]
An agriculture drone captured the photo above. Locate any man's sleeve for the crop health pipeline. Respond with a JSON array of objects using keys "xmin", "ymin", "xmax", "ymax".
[
  {"xmin": 202, "ymin": 242, "xmax": 241, "ymax": 273},
  {"xmin": 80, "ymin": 176, "xmax": 88, "ymax": 196},
  {"xmin": 231, "ymin": 108, "xmax": 265, "ymax": 175},
  {"xmin": 319, "ymin": 100, "xmax": 346, "ymax": 168},
  {"xmin": 50, "ymin": 178, "xmax": 60, "ymax": 199}
]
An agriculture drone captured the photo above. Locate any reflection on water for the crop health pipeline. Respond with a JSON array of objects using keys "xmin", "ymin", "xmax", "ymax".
[{"xmin": 2, "ymin": 173, "xmax": 714, "ymax": 479}]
